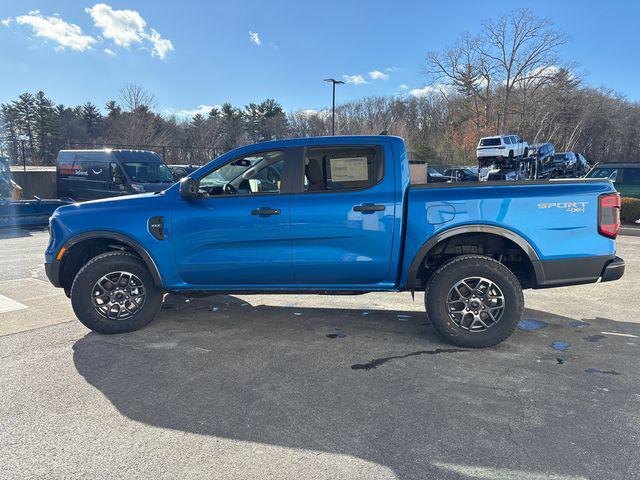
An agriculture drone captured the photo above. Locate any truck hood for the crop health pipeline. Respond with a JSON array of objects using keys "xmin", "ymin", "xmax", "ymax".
[{"xmin": 54, "ymin": 188, "xmax": 175, "ymax": 218}]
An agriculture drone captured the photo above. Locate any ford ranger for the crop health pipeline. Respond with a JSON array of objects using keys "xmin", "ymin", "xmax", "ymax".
[{"xmin": 45, "ymin": 136, "xmax": 625, "ymax": 348}]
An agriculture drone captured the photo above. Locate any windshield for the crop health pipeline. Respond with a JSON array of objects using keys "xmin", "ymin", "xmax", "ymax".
[
  {"xmin": 553, "ymin": 153, "xmax": 568, "ymax": 163},
  {"xmin": 428, "ymin": 167, "xmax": 444, "ymax": 177},
  {"xmin": 121, "ymin": 161, "xmax": 175, "ymax": 183},
  {"xmin": 480, "ymin": 138, "xmax": 501, "ymax": 146}
]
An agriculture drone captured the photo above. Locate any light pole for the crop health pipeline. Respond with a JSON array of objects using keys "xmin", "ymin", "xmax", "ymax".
[{"xmin": 324, "ymin": 78, "xmax": 344, "ymax": 135}]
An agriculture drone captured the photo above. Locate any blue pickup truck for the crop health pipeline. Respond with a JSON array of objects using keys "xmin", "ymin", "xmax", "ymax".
[{"xmin": 45, "ymin": 136, "xmax": 624, "ymax": 347}]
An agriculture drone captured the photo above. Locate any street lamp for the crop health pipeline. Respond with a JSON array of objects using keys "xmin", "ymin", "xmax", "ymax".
[{"xmin": 324, "ymin": 78, "xmax": 344, "ymax": 135}]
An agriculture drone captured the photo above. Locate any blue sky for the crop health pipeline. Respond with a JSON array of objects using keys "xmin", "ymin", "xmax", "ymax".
[{"xmin": 0, "ymin": 0, "xmax": 638, "ymax": 117}]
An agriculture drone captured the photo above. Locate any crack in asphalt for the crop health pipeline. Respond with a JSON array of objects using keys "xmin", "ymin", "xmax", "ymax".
[{"xmin": 351, "ymin": 348, "xmax": 468, "ymax": 370}]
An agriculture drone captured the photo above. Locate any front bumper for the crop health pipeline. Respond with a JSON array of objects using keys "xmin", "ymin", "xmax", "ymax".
[
  {"xmin": 45, "ymin": 261, "xmax": 61, "ymax": 287},
  {"xmin": 534, "ymin": 255, "xmax": 625, "ymax": 288}
]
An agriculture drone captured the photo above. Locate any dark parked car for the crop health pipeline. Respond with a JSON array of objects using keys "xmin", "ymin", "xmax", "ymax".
[
  {"xmin": 57, "ymin": 149, "xmax": 175, "ymax": 201},
  {"xmin": 444, "ymin": 168, "xmax": 479, "ymax": 182},
  {"xmin": 427, "ymin": 167, "xmax": 449, "ymax": 183},
  {"xmin": 585, "ymin": 163, "xmax": 640, "ymax": 198},
  {"xmin": 528, "ymin": 143, "xmax": 555, "ymax": 178},
  {"xmin": 168, "ymin": 164, "xmax": 199, "ymax": 180},
  {"xmin": 552, "ymin": 152, "xmax": 578, "ymax": 176},
  {"xmin": 574, "ymin": 153, "xmax": 589, "ymax": 176}
]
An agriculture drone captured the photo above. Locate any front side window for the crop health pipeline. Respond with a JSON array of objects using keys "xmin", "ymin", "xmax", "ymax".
[
  {"xmin": 304, "ymin": 147, "xmax": 379, "ymax": 192},
  {"xmin": 504, "ymin": 136, "xmax": 512, "ymax": 145},
  {"xmin": 199, "ymin": 150, "xmax": 284, "ymax": 196}
]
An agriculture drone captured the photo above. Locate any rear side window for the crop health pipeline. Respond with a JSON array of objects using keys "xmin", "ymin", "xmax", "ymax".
[
  {"xmin": 504, "ymin": 137, "xmax": 512, "ymax": 145},
  {"xmin": 480, "ymin": 138, "xmax": 501, "ymax": 146},
  {"xmin": 304, "ymin": 146, "xmax": 381, "ymax": 191}
]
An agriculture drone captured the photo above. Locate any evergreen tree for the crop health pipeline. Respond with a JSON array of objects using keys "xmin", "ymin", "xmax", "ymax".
[{"xmin": 34, "ymin": 91, "xmax": 58, "ymax": 163}]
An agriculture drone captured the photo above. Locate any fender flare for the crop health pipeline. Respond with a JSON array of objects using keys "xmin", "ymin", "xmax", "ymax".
[
  {"xmin": 61, "ymin": 230, "xmax": 163, "ymax": 288},
  {"xmin": 406, "ymin": 224, "xmax": 542, "ymax": 289}
]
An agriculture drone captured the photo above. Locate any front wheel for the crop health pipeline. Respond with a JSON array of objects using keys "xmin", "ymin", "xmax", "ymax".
[
  {"xmin": 70, "ymin": 251, "xmax": 163, "ymax": 334},
  {"xmin": 425, "ymin": 255, "xmax": 523, "ymax": 348}
]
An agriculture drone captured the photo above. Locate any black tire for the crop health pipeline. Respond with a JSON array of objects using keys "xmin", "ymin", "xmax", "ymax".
[
  {"xmin": 523, "ymin": 148, "xmax": 529, "ymax": 158},
  {"xmin": 424, "ymin": 255, "xmax": 523, "ymax": 348},
  {"xmin": 70, "ymin": 251, "xmax": 163, "ymax": 334},
  {"xmin": 508, "ymin": 150, "xmax": 514, "ymax": 161}
]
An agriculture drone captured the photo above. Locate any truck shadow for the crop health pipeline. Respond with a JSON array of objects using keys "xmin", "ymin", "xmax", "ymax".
[{"xmin": 72, "ymin": 294, "xmax": 640, "ymax": 479}]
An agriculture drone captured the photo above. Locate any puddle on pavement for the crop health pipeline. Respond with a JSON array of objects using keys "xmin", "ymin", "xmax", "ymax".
[
  {"xmin": 518, "ymin": 319, "xmax": 547, "ymax": 331},
  {"xmin": 551, "ymin": 341, "xmax": 570, "ymax": 351}
]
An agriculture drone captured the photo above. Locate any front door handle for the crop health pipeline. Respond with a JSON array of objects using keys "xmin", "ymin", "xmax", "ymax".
[
  {"xmin": 251, "ymin": 208, "xmax": 281, "ymax": 216},
  {"xmin": 353, "ymin": 204, "xmax": 385, "ymax": 213}
]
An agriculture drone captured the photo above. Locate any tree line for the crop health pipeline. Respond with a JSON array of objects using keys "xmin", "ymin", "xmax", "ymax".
[{"xmin": 1, "ymin": 9, "xmax": 638, "ymax": 167}]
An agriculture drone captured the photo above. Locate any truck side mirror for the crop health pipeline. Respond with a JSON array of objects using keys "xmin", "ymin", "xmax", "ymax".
[{"xmin": 179, "ymin": 177, "xmax": 200, "ymax": 199}]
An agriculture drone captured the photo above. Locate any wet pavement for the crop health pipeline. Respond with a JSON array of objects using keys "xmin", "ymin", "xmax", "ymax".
[{"xmin": 1, "ymin": 229, "xmax": 639, "ymax": 479}]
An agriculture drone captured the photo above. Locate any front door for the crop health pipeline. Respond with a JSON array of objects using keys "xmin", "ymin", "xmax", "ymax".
[
  {"xmin": 289, "ymin": 144, "xmax": 396, "ymax": 285},
  {"xmin": 171, "ymin": 149, "xmax": 294, "ymax": 286}
]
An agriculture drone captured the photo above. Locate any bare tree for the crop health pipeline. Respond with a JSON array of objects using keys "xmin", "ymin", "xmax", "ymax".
[
  {"xmin": 119, "ymin": 83, "xmax": 157, "ymax": 112},
  {"xmin": 480, "ymin": 8, "xmax": 566, "ymax": 128}
]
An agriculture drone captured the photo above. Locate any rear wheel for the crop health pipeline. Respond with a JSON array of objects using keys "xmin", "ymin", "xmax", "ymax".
[
  {"xmin": 70, "ymin": 251, "xmax": 163, "ymax": 334},
  {"xmin": 425, "ymin": 255, "xmax": 523, "ymax": 348}
]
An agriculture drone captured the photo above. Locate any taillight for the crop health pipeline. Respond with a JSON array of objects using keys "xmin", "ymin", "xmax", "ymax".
[{"xmin": 598, "ymin": 193, "xmax": 621, "ymax": 239}]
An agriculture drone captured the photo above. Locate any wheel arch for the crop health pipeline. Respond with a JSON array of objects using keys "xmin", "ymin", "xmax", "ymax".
[
  {"xmin": 406, "ymin": 224, "xmax": 542, "ymax": 289},
  {"xmin": 58, "ymin": 231, "xmax": 163, "ymax": 290}
]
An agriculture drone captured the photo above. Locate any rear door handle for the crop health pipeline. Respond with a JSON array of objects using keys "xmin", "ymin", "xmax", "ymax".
[
  {"xmin": 251, "ymin": 208, "xmax": 281, "ymax": 216},
  {"xmin": 353, "ymin": 204, "xmax": 385, "ymax": 213}
]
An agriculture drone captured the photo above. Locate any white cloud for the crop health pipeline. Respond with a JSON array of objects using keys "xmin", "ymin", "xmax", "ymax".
[
  {"xmin": 409, "ymin": 83, "xmax": 455, "ymax": 98},
  {"xmin": 249, "ymin": 30, "xmax": 261, "ymax": 45},
  {"xmin": 86, "ymin": 3, "xmax": 145, "ymax": 46},
  {"xmin": 385, "ymin": 66, "xmax": 400, "ymax": 72},
  {"xmin": 1, "ymin": 17, "xmax": 12, "ymax": 27},
  {"xmin": 343, "ymin": 74, "xmax": 369, "ymax": 85},
  {"xmin": 14, "ymin": 10, "xmax": 96, "ymax": 51},
  {"xmin": 86, "ymin": 3, "xmax": 174, "ymax": 59},
  {"xmin": 369, "ymin": 70, "xmax": 389, "ymax": 81},
  {"xmin": 104, "ymin": 47, "xmax": 115, "ymax": 55},
  {"xmin": 399, "ymin": 84, "xmax": 408, "ymax": 90},
  {"xmin": 146, "ymin": 28, "xmax": 174, "ymax": 59},
  {"xmin": 173, "ymin": 104, "xmax": 220, "ymax": 118}
]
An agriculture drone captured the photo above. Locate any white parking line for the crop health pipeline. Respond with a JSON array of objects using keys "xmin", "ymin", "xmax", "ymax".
[
  {"xmin": 601, "ymin": 331, "xmax": 639, "ymax": 338},
  {"xmin": 0, "ymin": 294, "xmax": 27, "ymax": 313}
]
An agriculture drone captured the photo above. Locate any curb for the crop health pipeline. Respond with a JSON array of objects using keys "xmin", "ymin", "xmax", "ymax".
[{"xmin": 620, "ymin": 226, "xmax": 640, "ymax": 237}]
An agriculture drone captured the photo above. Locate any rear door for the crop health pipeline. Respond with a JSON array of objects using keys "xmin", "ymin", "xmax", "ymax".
[{"xmin": 289, "ymin": 143, "xmax": 396, "ymax": 285}]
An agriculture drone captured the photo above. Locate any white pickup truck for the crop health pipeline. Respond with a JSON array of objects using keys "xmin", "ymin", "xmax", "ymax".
[{"xmin": 477, "ymin": 135, "xmax": 529, "ymax": 164}]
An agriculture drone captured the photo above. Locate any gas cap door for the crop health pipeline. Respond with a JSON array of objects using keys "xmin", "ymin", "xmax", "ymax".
[{"xmin": 426, "ymin": 204, "xmax": 456, "ymax": 225}]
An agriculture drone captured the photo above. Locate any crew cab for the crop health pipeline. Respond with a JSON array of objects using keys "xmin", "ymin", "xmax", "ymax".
[
  {"xmin": 477, "ymin": 135, "xmax": 529, "ymax": 165},
  {"xmin": 45, "ymin": 136, "xmax": 624, "ymax": 348}
]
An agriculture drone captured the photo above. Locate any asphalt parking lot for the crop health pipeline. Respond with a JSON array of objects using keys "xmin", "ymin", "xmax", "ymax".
[{"xmin": 1, "ymin": 229, "xmax": 639, "ymax": 480}]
